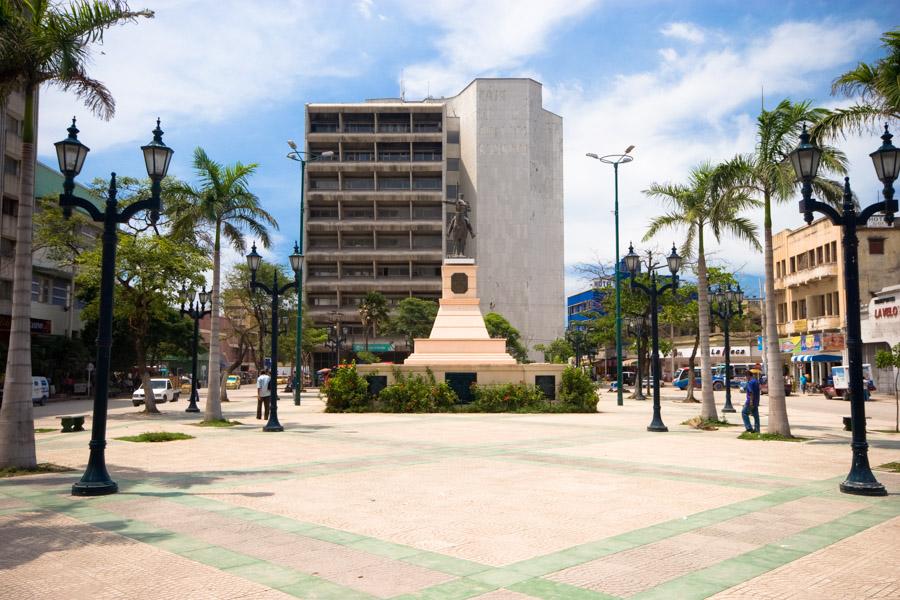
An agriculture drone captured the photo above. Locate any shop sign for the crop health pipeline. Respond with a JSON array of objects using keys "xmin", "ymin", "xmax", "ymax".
[
  {"xmin": 874, "ymin": 304, "xmax": 899, "ymax": 319},
  {"xmin": 0, "ymin": 315, "xmax": 52, "ymax": 334}
]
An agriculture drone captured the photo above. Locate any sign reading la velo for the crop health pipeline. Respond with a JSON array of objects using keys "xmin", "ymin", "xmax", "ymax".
[{"xmin": 874, "ymin": 304, "xmax": 899, "ymax": 319}]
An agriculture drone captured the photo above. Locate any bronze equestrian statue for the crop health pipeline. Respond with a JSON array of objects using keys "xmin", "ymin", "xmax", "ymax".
[{"xmin": 444, "ymin": 194, "xmax": 475, "ymax": 257}]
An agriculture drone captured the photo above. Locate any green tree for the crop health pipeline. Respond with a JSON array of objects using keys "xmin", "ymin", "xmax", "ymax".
[
  {"xmin": 358, "ymin": 291, "xmax": 389, "ymax": 352},
  {"xmin": 534, "ymin": 338, "xmax": 574, "ymax": 364},
  {"xmin": 484, "ymin": 312, "xmax": 529, "ymax": 363},
  {"xmin": 644, "ymin": 161, "xmax": 761, "ymax": 421},
  {"xmin": 742, "ymin": 100, "xmax": 846, "ymax": 435},
  {"xmin": 814, "ymin": 29, "xmax": 900, "ymax": 141},
  {"xmin": 874, "ymin": 343, "xmax": 900, "ymax": 433},
  {"xmin": 77, "ymin": 234, "xmax": 207, "ymax": 412},
  {"xmin": 386, "ymin": 297, "xmax": 438, "ymax": 351},
  {"xmin": 170, "ymin": 148, "xmax": 277, "ymax": 422},
  {"xmin": 0, "ymin": 0, "xmax": 151, "ymax": 467}
]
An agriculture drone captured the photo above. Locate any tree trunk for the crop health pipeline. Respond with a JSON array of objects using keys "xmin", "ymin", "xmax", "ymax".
[
  {"xmin": 204, "ymin": 226, "xmax": 224, "ymax": 421},
  {"xmin": 685, "ymin": 332, "xmax": 699, "ymax": 402},
  {"xmin": 0, "ymin": 87, "xmax": 37, "ymax": 468},
  {"xmin": 219, "ymin": 370, "xmax": 229, "ymax": 402},
  {"xmin": 697, "ymin": 233, "xmax": 718, "ymax": 420},
  {"xmin": 763, "ymin": 196, "xmax": 791, "ymax": 435},
  {"xmin": 135, "ymin": 337, "xmax": 159, "ymax": 414}
]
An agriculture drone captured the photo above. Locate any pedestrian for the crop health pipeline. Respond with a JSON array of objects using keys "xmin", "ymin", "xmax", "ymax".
[
  {"xmin": 799, "ymin": 372, "xmax": 807, "ymax": 394},
  {"xmin": 256, "ymin": 369, "xmax": 271, "ymax": 420},
  {"xmin": 743, "ymin": 369, "xmax": 761, "ymax": 433}
]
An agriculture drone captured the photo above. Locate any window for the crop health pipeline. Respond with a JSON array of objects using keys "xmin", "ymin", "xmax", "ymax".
[
  {"xmin": 308, "ymin": 235, "xmax": 338, "ymax": 249},
  {"xmin": 378, "ymin": 177, "xmax": 410, "ymax": 190},
  {"xmin": 377, "ymin": 204, "xmax": 409, "ymax": 219},
  {"xmin": 868, "ymin": 237, "xmax": 885, "ymax": 255},
  {"xmin": 776, "ymin": 262, "xmax": 781, "ymax": 278},
  {"xmin": 2, "ymin": 198, "xmax": 17, "ymax": 217},
  {"xmin": 344, "ymin": 150, "xmax": 374, "ymax": 162},
  {"xmin": 412, "ymin": 234, "xmax": 441, "ymax": 249},
  {"xmin": 412, "ymin": 177, "xmax": 441, "ymax": 190},
  {"xmin": 52, "ymin": 279, "xmax": 68, "ymax": 307},
  {"xmin": 817, "ymin": 246, "xmax": 823, "ymax": 264},
  {"xmin": 412, "ymin": 204, "xmax": 441, "ymax": 219},
  {"xmin": 0, "ymin": 278, "xmax": 11, "ymax": 301},
  {"xmin": 5, "ymin": 114, "xmax": 22, "ymax": 136},
  {"xmin": 343, "ymin": 177, "xmax": 374, "ymax": 190},
  {"xmin": 32, "ymin": 276, "xmax": 50, "ymax": 303},
  {"xmin": 377, "ymin": 264, "xmax": 409, "ymax": 277},
  {"xmin": 447, "ymin": 158, "xmax": 459, "ymax": 171},
  {"xmin": 831, "ymin": 241, "xmax": 837, "ymax": 262},
  {"xmin": 833, "ymin": 292, "xmax": 840, "ymax": 315},
  {"xmin": 4, "ymin": 157, "xmax": 20, "ymax": 176},
  {"xmin": 791, "ymin": 301, "xmax": 798, "ymax": 320},
  {"xmin": 311, "ymin": 296, "xmax": 337, "ymax": 306},
  {"xmin": 378, "ymin": 150, "xmax": 410, "ymax": 162},
  {"xmin": 309, "ymin": 264, "xmax": 338, "ymax": 278},
  {"xmin": 377, "ymin": 234, "xmax": 408, "ymax": 249},
  {"xmin": 343, "ymin": 236, "xmax": 374, "ymax": 249},
  {"xmin": 343, "ymin": 205, "xmax": 374, "ymax": 219},
  {"xmin": 808, "ymin": 249, "xmax": 815, "ymax": 267},
  {"xmin": 447, "ymin": 131, "xmax": 460, "ymax": 144},
  {"xmin": 342, "ymin": 264, "xmax": 373, "ymax": 278},
  {"xmin": 309, "ymin": 206, "xmax": 338, "ymax": 219},
  {"xmin": 309, "ymin": 178, "xmax": 339, "ymax": 190},
  {"xmin": 798, "ymin": 299, "xmax": 807, "ymax": 319},
  {"xmin": 0, "ymin": 237, "xmax": 14, "ymax": 257},
  {"xmin": 790, "ymin": 257, "xmax": 796, "ymax": 273},
  {"xmin": 412, "ymin": 263, "xmax": 441, "ymax": 278},
  {"xmin": 446, "ymin": 184, "xmax": 458, "ymax": 199}
]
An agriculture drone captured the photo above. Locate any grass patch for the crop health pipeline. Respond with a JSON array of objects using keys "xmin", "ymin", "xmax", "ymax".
[
  {"xmin": 0, "ymin": 463, "xmax": 74, "ymax": 478},
  {"xmin": 877, "ymin": 462, "xmax": 900, "ymax": 472},
  {"xmin": 738, "ymin": 432, "xmax": 808, "ymax": 442},
  {"xmin": 115, "ymin": 431, "xmax": 194, "ymax": 443},
  {"xmin": 192, "ymin": 419, "xmax": 242, "ymax": 427},
  {"xmin": 682, "ymin": 416, "xmax": 737, "ymax": 430},
  {"xmin": 34, "ymin": 428, "xmax": 55, "ymax": 433}
]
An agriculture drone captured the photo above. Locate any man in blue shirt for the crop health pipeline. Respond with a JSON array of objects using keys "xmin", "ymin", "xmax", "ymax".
[{"xmin": 743, "ymin": 369, "xmax": 761, "ymax": 433}]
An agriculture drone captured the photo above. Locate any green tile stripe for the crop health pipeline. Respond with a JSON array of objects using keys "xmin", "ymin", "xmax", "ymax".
[
  {"xmin": 5, "ymin": 489, "xmax": 379, "ymax": 599},
  {"xmin": 390, "ymin": 578, "xmax": 494, "ymax": 600},
  {"xmin": 628, "ymin": 505, "xmax": 899, "ymax": 600}
]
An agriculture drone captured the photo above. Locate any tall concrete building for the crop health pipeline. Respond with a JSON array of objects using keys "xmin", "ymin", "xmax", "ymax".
[{"xmin": 304, "ymin": 78, "xmax": 563, "ymax": 367}]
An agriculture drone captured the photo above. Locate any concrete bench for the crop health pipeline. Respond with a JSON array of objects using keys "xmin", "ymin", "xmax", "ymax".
[{"xmin": 56, "ymin": 414, "xmax": 87, "ymax": 433}]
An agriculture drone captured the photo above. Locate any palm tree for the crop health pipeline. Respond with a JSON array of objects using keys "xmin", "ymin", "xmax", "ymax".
[
  {"xmin": 813, "ymin": 28, "xmax": 900, "ymax": 142},
  {"xmin": 743, "ymin": 100, "xmax": 846, "ymax": 435},
  {"xmin": 644, "ymin": 161, "xmax": 761, "ymax": 422},
  {"xmin": 358, "ymin": 291, "xmax": 388, "ymax": 353},
  {"xmin": 0, "ymin": 1, "xmax": 151, "ymax": 468},
  {"xmin": 171, "ymin": 148, "xmax": 277, "ymax": 422}
]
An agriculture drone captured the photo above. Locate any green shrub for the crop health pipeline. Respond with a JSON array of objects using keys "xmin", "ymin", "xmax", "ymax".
[
  {"xmin": 558, "ymin": 367, "xmax": 598, "ymax": 412},
  {"xmin": 355, "ymin": 350, "xmax": 380, "ymax": 364},
  {"xmin": 115, "ymin": 432, "xmax": 194, "ymax": 443},
  {"xmin": 324, "ymin": 363, "xmax": 370, "ymax": 412},
  {"xmin": 376, "ymin": 369, "xmax": 457, "ymax": 412},
  {"xmin": 469, "ymin": 383, "xmax": 550, "ymax": 412}
]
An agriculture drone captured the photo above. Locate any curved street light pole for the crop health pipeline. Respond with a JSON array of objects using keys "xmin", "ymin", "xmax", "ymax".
[
  {"xmin": 710, "ymin": 285, "xmax": 744, "ymax": 413},
  {"xmin": 286, "ymin": 144, "xmax": 334, "ymax": 404},
  {"xmin": 789, "ymin": 124, "xmax": 898, "ymax": 496},
  {"xmin": 54, "ymin": 118, "xmax": 174, "ymax": 496},
  {"xmin": 587, "ymin": 147, "xmax": 634, "ymax": 406}
]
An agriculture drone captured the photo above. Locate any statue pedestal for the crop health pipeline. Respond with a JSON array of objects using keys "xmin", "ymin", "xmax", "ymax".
[{"xmin": 404, "ymin": 260, "xmax": 516, "ymax": 365}]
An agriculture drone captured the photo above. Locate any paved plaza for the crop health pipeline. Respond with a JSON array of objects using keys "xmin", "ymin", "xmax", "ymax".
[{"xmin": 1, "ymin": 388, "xmax": 898, "ymax": 599}]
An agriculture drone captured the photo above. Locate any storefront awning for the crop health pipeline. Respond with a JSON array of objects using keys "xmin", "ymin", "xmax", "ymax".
[{"xmin": 791, "ymin": 353, "xmax": 842, "ymax": 363}]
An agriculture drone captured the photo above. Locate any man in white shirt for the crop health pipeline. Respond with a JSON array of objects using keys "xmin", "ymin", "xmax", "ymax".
[{"xmin": 256, "ymin": 369, "xmax": 271, "ymax": 420}]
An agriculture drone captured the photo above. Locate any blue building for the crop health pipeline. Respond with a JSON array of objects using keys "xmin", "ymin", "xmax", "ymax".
[{"xmin": 567, "ymin": 278, "xmax": 613, "ymax": 330}]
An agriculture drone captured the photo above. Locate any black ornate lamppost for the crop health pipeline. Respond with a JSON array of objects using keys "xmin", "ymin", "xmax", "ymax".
[
  {"xmin": 627, "ymin": 315, "xmax": 648, "ymax": 401},
  {"xmin": 246, "ymin": 242, "xmax": 303, "ymax": 432},
  {"xmin": 54, "ymin": 118, "xmax": 173, "ymax": 496},
  {"xmin": 788, "ymin": 124, "xmax": 898, "ymax": 497},
  {"xmin": 326, "ymin": 314, "xmax": 349, "ymax": 369},
  {"xmin": 623, "ymin": 243, "xmax": 683, "ymax": 432},
  {"xmin": 178, "ymin": 284, "xmax": 211, "ymax": 413},
  {"xmin": 710, "ymin": 284, "xmax": 744, "ymax": 413}
]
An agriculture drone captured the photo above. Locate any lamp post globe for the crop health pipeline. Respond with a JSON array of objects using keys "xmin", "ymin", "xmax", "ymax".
[
  {"xmin": 623, "ymin": 243, "xmax": 641, "ymax": 276},
  {"xmin": 666, "ymin": 244, "xmax": 683, "ymax": 275},
  {"xmin": 140, "ymin": 118, "xmax": 174, "ymax": 180},
  {"xmin": 198, "ymin": 285, "xmax": 211, "ymax": 307},
  {"xmin": 54, "ymin": 118, "xmax": 90, "ymax": 177},
  {"xmin": 246, "ymin": 242, "xmax": 262, "ymax": 274}
]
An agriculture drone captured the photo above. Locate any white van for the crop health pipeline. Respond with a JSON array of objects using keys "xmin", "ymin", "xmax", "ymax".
[{"xmin": 31, "ymin": 376, "xmax": 49, "ymax": 406}]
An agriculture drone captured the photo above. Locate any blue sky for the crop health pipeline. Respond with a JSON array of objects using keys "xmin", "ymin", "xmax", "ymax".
[{"xmin": 35, "ymin": 0, "xmax": 900, "ymax": 296}]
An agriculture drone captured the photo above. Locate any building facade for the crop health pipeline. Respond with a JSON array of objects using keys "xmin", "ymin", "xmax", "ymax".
[
  {"xmin": 772, "ymin": 216, "xmax": 900, "ymax": 384},
  {"xmin": 861, "ymin": 284, "xmax": 900, "ymax": 393},
  {"xmin": 303, "ymin": 78, "xmax": 564, "ymax": 367}
]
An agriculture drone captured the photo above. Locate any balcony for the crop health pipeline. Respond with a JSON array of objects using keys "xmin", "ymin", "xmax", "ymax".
[
  {"xmin": 780, "ymin": 263, "xmax": 838, "ymax": 289},
  {"xmin": 807, "ymin": 315, "xmax": 842, "ymax": 331}
]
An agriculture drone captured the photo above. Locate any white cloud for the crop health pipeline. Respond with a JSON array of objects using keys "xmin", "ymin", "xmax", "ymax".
[
  {"xmin": 556, "ymin": 18, "xmax": 881, "ymax": 291},
  {"xmin": 661, "ymin": 22, "xmax": 706, "ymax": 44},
  {"xmin": 398, "ymin": 0, "xmax": 598, "ymax": 98},
  {"xmin": 356, "ymin": 0, "xmax": 374, "ymax": 19},
  {"xmin": 37, "ymin": 1, "xmax": 361, "ymax": 156}
]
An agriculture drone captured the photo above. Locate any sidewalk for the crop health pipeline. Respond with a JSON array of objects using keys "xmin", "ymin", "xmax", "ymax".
[{"xmin": 2, "ymin": 387, "xmax": 897, "ymax": 599}]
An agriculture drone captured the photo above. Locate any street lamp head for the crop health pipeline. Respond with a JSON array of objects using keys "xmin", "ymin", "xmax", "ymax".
[
  {"xmin": 246, "ymin": 242, "xmax": 262, "ymax": 275},
  {"xmin": 725, "ymin": 287, "xmax": 738, "ymax": 304},
  {"xmin": 788, "ymin": 123, "xmax": 822, "ymax": 183},
  {"xmin": 198, "ymin": 285, "xmax": 210, "ymax": 307},
  {"xmin": 287, "ymin": 140, "xmax": 298, "ymax": 150},
  {"xmin": 870, "ymin": 124, "xmax": 900, "ymax": 184},
  {"xmin": 667, "ymin": 244, "xmax": 683, "ymax": 275},
  {"xmin": 178, "ymin": 282, "xmax": 190, "ymax": 306},
  {"xmin": 289, "ymin": 241, "xmax": 304, "ymax": 272},
  {"xmin": 623, "ymin": 242, "xmax": 641, "ymax": 276},
  {"xmin": 140, "ymin": 118, "xmax": 174, "ymax": 180},
  {"xmin": 54, "ymin": 117, "xmax": 90, "ymax": 177},
  {"xmin": 585, "ymin": 152, "xmax": 599, "ymax": 159},
  {"xmin": 734, "ymin": 284, "xmax": 744, "ymax": 304},
  {"xmin": 624, "ymin": 145, "xmax": 635, "ymax": 154}
]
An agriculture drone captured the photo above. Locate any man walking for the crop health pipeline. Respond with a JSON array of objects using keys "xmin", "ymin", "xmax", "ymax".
[
  {"xmin": 256, "ymin": 369, "xmax": 271, "ymax": 420},
  {"xmin": 743, "ymin": 368, "xmax": 761, "ymax": 433}
]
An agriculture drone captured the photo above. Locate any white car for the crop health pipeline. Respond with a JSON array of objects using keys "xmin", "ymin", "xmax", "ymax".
[
  {"xmin": 132, "ymin": 378, "xmax": 179, "ymax": 406},
  {"xmin": 32, "ymin": 376, "xmax": 49, "ymax": 406}
]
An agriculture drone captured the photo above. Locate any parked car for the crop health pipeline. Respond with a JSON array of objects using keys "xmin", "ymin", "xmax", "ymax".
[
  {"xmin": 132, "ymin": 378, "xmax": 179, "ymax": 406},
  {"xmin": 821, "ymin": 380, "xmax": 876, "ymax": 400},
  {"xmin": 225, "ymin": 375, "xmax": 241, "ymax": 390},
  {"xmin": 673, "ymin": 367, "xmax": 702, "ymax": 390},
  {"xmin": 32, "ymin": 376, "xmax": 49, "ymax": 406}
]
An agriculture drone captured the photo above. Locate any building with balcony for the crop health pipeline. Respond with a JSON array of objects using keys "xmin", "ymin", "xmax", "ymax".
[
  {"xmin": 304, "ymin": 78, "xmax": 564, "ymax": 367},
  {"xmin": 772, "ymin": 215, "xmax": 900, "ymax": 382}
]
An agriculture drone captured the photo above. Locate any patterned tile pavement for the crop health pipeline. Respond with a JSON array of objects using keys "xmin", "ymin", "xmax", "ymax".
[{"xmin": 1, "ymin": 388, "xmax": 898, "ymax": 599}]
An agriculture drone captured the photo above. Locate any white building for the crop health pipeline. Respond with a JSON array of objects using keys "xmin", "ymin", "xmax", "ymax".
[{"xmin": 861, "ymin": 284, "xmax": 900, "ymax": 393}]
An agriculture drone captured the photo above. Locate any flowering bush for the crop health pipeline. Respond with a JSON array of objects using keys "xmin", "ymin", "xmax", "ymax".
[{"xmin": 376, "ymin": 369, "xmax": 457, "ymax": 412}]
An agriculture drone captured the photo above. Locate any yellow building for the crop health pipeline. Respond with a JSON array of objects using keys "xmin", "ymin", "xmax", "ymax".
[{"xmin": 772, "ymin": 215, "xmax": 900, "ymax": 384}]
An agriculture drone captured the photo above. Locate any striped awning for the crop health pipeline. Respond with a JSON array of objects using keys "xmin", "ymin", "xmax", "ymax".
[{"xmin": 790, "ymin": 353, "xmax": 842, "ymax": 363}]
